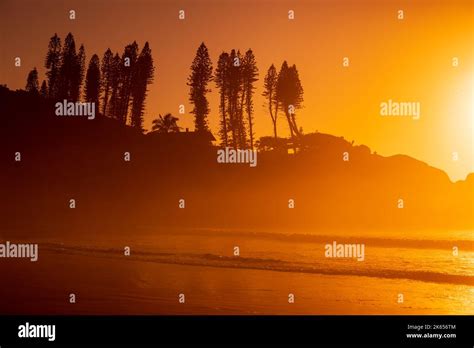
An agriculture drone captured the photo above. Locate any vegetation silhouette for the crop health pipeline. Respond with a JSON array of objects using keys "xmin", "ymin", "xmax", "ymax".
[
  {"xmin": 25, "ymin": 67, "xmax": 39, "ymax": 93},
  {"xmin": 42, "ymin": 33, "xmax": 154, "ymax": 131},
  {"xmin": 214, "ymin": 48, "xmax": 260, "ymax": 149},
  {"xmin": 1, "ymin": 85, "xmax": 473, "ymax": 236},
  {"xmin": 262, "ymin": 64, "xmax": 279, "ymax": 139},
  {"xmin": 188, "ymin": 43, "xmax": 213, "ymax": 133},
  {"xmin": 151, "ymin": 113, "xmax": 181, "ymax": 133},
  {"xmin": 35, "ymin": 33, "xmax": 304, "ymax": 150},
  {"xmin": 0, "ymin": 32, "xmax": 471, "ymax": 236},
  {"xmin": 84, "ymin": 54, "xmax": 101, "ymax": 107}
]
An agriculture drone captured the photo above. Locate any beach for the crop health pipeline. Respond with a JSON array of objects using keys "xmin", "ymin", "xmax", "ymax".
[{"xmin": 0, "ymin": 228, "xmax": 472, "ymax": 315}]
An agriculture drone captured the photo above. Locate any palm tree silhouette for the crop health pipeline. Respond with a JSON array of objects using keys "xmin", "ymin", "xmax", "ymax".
[{"xmin": 151, "ymin": 113, "xmax": 181, "ymax": 133}]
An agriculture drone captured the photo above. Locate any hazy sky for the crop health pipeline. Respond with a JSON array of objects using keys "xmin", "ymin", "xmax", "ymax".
[{"xmin": 1, "ymin": 0, "xmax": 473, "ymax": 181}]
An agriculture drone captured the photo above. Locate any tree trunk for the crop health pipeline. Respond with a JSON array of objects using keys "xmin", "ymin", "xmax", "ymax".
[
  {"xmin": 238, "ymin": 88, "xmax": 246, "ymax": 148},
  {"xmin": 270, "ymin": 102, "xmax": 277, "ymax": 139},
  {"xmin": 221, "ymin": 94, "xmax": 228, "ymax": 147},
  {"xmin": 285, "ymin": 109, "xmax": 297, "ymax": 154},
  {"xmin": 247, "ymin": 109, "xmax": 254, "ymax": 150},
  {"xmin": 102, "ymin": 84, "xmax": 109, "ymax": 116}
]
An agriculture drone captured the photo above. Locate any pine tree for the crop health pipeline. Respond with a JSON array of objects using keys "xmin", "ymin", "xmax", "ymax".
[
  {"xmin": 74, "ymin": 44, "xmax": 86, "ymax": 101},
  {"xmin": 85, "ymin": 54, "xmax": 101, "ymax": 108},
  {"xmin": 242, "ymin": 49, "xmax": 258, "ymax": 150},
  {"xmin": 58, "ymin": 32, "xmax": 78, "ymax": 100},
  {"xmin": 215, "ymin": 52, "xmax": 231, "ymax": 146},
  {"xmin": 25, "ymin": 68, "xmax": 39, "ymax": 93},
  {"xmin": 227, "ymin": 49, "xmax": 240, "ymax": 147},
  {"xmin": 44, "ymin": 33, "xmax": 62, "ymax": 98},
  {"xmin": 276, "ymin": 62, "xmax": 304, "ymax": 149},
  {"xmin": 221, "ymin": 49, "xmax": 249, "ymax": 149},
  {"xmin": 117, "ymin": 42, "xmax": 139, "ymax": 124},
  {"xmin": 130, "ymin": 42, "xmax": 154, "ymax": 131},
  {"xmin": 236, "ymin": 50, "xmax": 247, "ymax": 148},
  {"xmin": 187, "ymin": 42, "xmax": 213, "ymax": 132},
  {"xmin": 287, "ymin": 64, "xmax": 303, "ymax": 136},
  {"xmin": 101, "ymin": 48, "xmax": 114, "ymax": 116},
  {"xmin": 40, "ymin": 80, "xmax": 48, "ymax": 97},
  {"xmin": 108, "ymin": 53, "xmax": 122, "ymax": 120},
  {"xmin": 262, "ymin": 64, "xmax": 279, "ymax": 139}
]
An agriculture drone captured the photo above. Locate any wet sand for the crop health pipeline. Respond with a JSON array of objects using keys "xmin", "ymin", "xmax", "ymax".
[{"xmin": 0, "ymin": 248, "xmax": 471, "ymax": 315}]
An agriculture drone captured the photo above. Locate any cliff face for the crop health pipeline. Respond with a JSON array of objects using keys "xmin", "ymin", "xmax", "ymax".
[{"xmin": 1, "ymin": 87, "xmax": 472, "ymax": 235}]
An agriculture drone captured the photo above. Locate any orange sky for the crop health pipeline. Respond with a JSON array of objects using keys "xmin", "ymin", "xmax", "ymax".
[{"xmin": 1, "ymin": 0, "xmax": 473, "ymax": 181}]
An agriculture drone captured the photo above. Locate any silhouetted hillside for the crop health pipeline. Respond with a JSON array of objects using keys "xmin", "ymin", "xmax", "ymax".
[{"xmin": 1, "ymin": 87, "xmax": 472, "ymax": 237}]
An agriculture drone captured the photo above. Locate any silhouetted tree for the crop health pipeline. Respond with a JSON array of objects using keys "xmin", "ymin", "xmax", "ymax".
[
  {"xmin": 221, "ymin": 49, "xmax": 251, "ymax": 149},
  {"xmin": 262, "ymin": 64, "xmax": 279, "ymax": 139},
  {"xmin": 25, "ymin": 68, "xmax": 39, "ymax": 93},
  {"xmin": 117, "ymin": 42, "xmax": 139, "ymax": 124},
  {"xmin": 242, "ymin": 49, "xmax": 258, "ymax": 150},
  {"xmin": 276, "ymin": 62, "xmax": 291, "ymax": 136},
  {"xmin": 130, "ymin": 42, "xmax": 154, "ymax": 131},
  {"xmin": 237, "ymin": 50, "xmax": 248, "ymax": 148},
  {"xmin": 151, "ymin": 113, "xmax": 181, "ymax": 133},
  {"xmin": 188, "ymin": 42, "xmax": 213, "ymax": 132},
  {"xmin": 287, "ymin": 65, "xmax": 304, "ymax": 136},
  {"xmin": 58, "ymin": 32, "xmax": 78, "ymax": 100},
  {"xmin": 85, "ymin": 54, "xmax": 101, "ymax": 108},
  {"xmin": 227, "ymin": 49, "xmax": 242, "ymax": 147},
  {"xmin": 74, "ymin": 44, "xmax": 86, "ymax": 101},
  {"xmin": 215, "ymin": 52, "xmax": 231, "ymax": 146},
  {"xmin": 276, "ymin": 61, "xmax": 304, "ymax": 143},
  {"xmin": 108, "ymin": 53, "xmax": 122, "ymax": 119},
  {"xmin": 44, "ymin": 33, "xmax": 61, "ymax": 98},
  {"xmin": 40, "ymin": 80, "xmax": 48, "ymax": 97},
  {"xmin": 101, "ymin": 48, "xmax": 114, "ymax": 116}
]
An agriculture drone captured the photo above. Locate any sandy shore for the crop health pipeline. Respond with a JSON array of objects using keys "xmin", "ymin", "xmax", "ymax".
[{"xmin": 0, "ymin": 248, "xmax": 471, "ymax": 315}]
